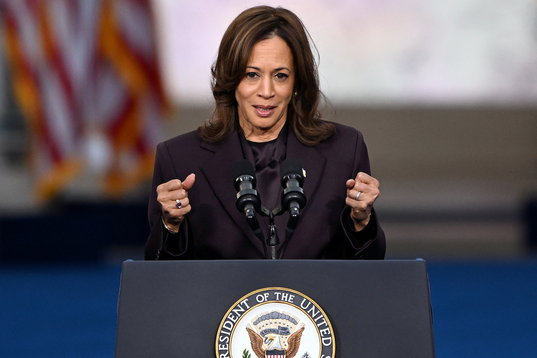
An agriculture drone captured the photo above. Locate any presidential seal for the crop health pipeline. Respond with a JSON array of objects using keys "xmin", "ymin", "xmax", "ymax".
[{"xmin": 215, "ymin": 287, "xmax": 335, "ymax": 358}]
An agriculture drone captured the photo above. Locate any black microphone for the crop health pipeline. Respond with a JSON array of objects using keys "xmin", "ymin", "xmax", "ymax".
[
  {"xmin": 280, "ymin": 158, "xmax": 307, "ymax": 219},
  {"xmin": 232, "ymin": 159, "xmax": 261, "ymax": 219}
]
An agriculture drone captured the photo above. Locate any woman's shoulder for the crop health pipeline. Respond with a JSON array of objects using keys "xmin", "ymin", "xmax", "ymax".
[
  {"xmin": 158, "ymin": 129, "xmax": 203, "ymax": 152},
  {"xmin": 319, "ymin": 120, "xmax": 364, "ymax": 145},
  {"xmin": 313, "ymin": 120, "xmax": 368, "ymax": 169}
]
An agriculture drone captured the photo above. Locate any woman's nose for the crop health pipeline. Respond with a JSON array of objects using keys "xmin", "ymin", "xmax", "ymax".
[{"xmin": 257, "ymin": 76, "xmax": 275, "ymax": 98}]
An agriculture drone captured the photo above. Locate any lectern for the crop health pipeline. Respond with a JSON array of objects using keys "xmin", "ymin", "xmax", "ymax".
[{"xmin": 115, "ymin": 260, "xmax": 435, "ymax": 357}]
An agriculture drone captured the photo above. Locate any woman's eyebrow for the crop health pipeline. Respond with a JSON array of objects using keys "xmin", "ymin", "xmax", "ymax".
[{"xmin": 245, "ymin": 66, "xmax": 291, "ymax": 72}]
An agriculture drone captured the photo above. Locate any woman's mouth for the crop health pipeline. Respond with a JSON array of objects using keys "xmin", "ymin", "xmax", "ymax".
[{"xmin": 254, "ymin": 105, "xmax": 276, "ymax": 117}]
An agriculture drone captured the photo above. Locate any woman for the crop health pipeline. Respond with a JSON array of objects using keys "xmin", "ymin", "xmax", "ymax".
[{"xmin": 145, "ymin": 6, "xmax": 385, "ymax": 260}]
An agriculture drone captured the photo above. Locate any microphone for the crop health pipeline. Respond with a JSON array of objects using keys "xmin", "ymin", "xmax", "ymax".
[
  {"xmin": 280, "ymin": 158, "xmax": 307, "ymax": 219},
  {"xmin": 233, "ymin": 159, "xmax": 268, "ymax": 258},
  {"xmin": 232, "ymin": 159, "xmax": 261, "ymax": 219}
]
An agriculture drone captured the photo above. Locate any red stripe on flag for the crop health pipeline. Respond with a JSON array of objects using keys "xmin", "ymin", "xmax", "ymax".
[{"xmin": 2, "ymin": 1, "xmax": 64, "ymax": 164}]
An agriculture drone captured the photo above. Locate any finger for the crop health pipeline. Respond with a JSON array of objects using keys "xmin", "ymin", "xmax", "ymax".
[
  {"xmin": 157, "ymin": 174, "xmax": 194, "ymax": 198},
  {"xmin": 170, "ymin": 174, "xmax": 195, "ymax": 204},
  {"xmin": 163, "ymin": 196, "xmax": 191, "ymax": 225},
  {"xmin": 350, "ymin": 181, "xmax": 373, "ymax": 195},
  {"xmin": 346, "ymin": 185, "xmax": 362, "ymax": 204},
  {"xmin": 348, "ymin": 189, "xmax": 363, "ymax": 202},
  {"xmin": 182, "ymin": 173, "xmax": 196, "ymax": 191},
  {"xmin": 354, "ymin": 172, "xmax": 379, "ymax": 187},
  {"xmin": 173, "ymin": 197, "xmax": 190, "ymax": 210},
  {"xmin": 346, "ymin": 182, "xmax": 365, "ymax": 200},
  {"xmin": 346, "ymin": 180, "xmax": 380, "ymax": 203},
  {"xmin": 157, "ymin": 179, "xmax": 181, "ymax": 194},
  {"xmin": 350, "ymin": 184, "xmax": 380, "ymax": 200}
]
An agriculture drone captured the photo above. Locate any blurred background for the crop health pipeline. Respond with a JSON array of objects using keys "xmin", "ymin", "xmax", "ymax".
[{"xmin": 1, "ymin": 0, "xmax": 536, "ymax": 357}]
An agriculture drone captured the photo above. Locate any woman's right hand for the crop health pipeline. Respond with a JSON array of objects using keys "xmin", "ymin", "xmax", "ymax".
[{"xmin": 157, "ymin": 173, "xmax": 196, "ymax": 233}]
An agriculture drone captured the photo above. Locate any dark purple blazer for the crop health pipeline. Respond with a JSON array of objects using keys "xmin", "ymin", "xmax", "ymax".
[{"xmin": 145, "ymin": 122, "xmax": 385, "ymax": 260}]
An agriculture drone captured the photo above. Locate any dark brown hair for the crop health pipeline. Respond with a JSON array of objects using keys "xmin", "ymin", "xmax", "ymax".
[{"xmin": 197, "ymin": 6, "xmax": 334, "ymax": 145}]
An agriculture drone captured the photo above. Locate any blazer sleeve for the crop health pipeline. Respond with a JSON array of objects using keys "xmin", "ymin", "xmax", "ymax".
[
  {"xmin": 144, "ymin": 142, "xmax": 190, "ymax": 260},
  {"xmin": 339, "ymin": 129, "xmax": 386, "ymax": 260}
]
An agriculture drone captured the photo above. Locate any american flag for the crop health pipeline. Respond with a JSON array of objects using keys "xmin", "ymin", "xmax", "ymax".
[{"xmin": 1, "ymin": 0, "xmax": 168, "ymax": 201}]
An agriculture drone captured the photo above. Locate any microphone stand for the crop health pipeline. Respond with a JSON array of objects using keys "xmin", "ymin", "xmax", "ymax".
[
  {"xmin": 267, "ymin": 212, "xmax": 279, "ymax": 260},
  {"xmin": 236, "ymin": 192, "xmax": 290, "ymax": 260},
  {"xmin": 258, "ymin": 205, "xmax": 298, "ymax": 259},
  {"xmin": 258, "ymin": 206, "xmax": 278, "ymax": 259}
]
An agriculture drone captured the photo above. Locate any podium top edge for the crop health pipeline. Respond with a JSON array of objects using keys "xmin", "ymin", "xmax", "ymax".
[{"xmin": 121, "ymin": 259, "xmax": 428, "ymax": 265}]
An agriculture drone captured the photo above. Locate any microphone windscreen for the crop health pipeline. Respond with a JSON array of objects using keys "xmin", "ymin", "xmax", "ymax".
[
  {"xmin": 280, "ymin": 158, "xmax": 302, "ymax": 179},
  {"xmin": 232, "ymin": 159, "xmax": 256, "ymax": 180}
]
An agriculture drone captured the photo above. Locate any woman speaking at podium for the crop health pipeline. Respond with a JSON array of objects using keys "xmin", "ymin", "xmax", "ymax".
[{"xmin": 145, "ymin": 6, "xmax": 385, "ymax": 260}]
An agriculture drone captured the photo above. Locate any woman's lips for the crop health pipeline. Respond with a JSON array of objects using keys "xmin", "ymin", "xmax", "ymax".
[{"xmin": 254, "ymin": 105, "xmax": 276, "ymax": 117}]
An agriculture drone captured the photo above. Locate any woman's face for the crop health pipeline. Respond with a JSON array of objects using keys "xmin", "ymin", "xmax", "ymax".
[{"xmin": 236, "ymin": 36, "xmax": 295, "ymax": 142}]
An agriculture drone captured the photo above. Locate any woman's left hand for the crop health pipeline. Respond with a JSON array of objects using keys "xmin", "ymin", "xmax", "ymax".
[{"xmin": 345, "ymin": 172, "xmax": 380, "ymax": 231}]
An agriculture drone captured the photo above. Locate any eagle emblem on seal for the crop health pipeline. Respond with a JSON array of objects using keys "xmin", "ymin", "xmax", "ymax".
[{"xmin": 246, "ymin": 310, "xmax": 305, "ymax": 358}]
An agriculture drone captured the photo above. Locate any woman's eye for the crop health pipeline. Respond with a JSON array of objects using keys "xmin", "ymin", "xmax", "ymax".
[
  {"xmin": 275, "ymin": 73, "xmax": 289, "ymax": 80},
  {"xmin": 245, "ymin": 72, "xmax": 258, "ymax": 79}
]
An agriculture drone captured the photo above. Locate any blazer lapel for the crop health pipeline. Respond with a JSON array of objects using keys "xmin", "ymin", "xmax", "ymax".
[
  {"xmin": 286, "ymin": 129, "xmax": 327, "ymax": 219},
  {"xmin": 199, "ymin": 133, "xmax": 267, "ymax": 255}
]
